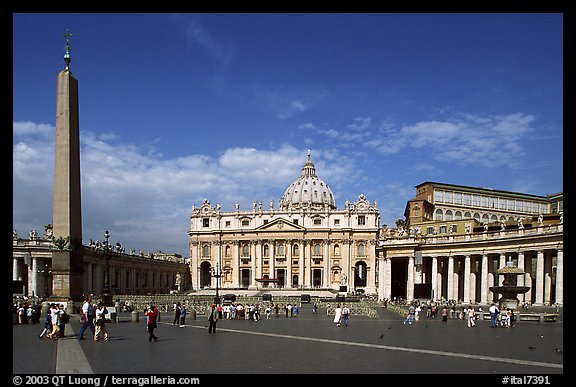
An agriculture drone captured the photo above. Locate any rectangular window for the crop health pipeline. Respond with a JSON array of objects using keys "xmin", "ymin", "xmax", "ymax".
[
  {"xmin": 439, "ymin": 225, "xmax": 447, "ymax": 234},
  {"xmin": 334, "ymin": 219, "xmax": 340, "ymax": 226},
  {"xmin": 463, "ymin": 194, "xmax": 471, "ymax": 206},
  {"xmin": 358, "ymin": 215, "xmax": 366, "ymax": 225},
  {"xmin": 472, "ymin": 195, "xmax": 480, "ymax": 207},
  {"xmin": 293, "ymin": 219, "xmax": 298, "ymax": 225},
  {"xmin": 225, "ymin": 221, "xmax": 231, "ymax": 227},
  {"xmin": 203, "ymin": 218, "xmax": 210, "ymax": 227},
  {"xmin": 454, "ymin": 192, "xmax": 462, "ymax": 205},
  {"xmin": 241, "ymin": 219, "xmax": 250, "ymax": 227},
  {"xmin": 426, "ymin": 227, "xmax": 434, "ymax": 235},
  {"xmin": 434, "ymin": 190, "xmax": 444, "ymax": 203}
]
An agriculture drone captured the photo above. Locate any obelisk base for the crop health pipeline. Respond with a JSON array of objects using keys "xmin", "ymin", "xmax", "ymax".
[{"xmin": 50, "ymin": 250, "xmax": 84, "ymax": 302}]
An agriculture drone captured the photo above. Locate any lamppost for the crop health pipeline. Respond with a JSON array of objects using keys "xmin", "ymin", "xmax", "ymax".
[
  {"xmin": 210, "ymin": 263, "xmax": 222, "ymax": 305},
  {"xmin": 37, "ymin": 263, "xmax": 52, "ymax": 300},
  {"xmin": 101, "ymin": 230, "xmax": 113, "ymax": 306}
]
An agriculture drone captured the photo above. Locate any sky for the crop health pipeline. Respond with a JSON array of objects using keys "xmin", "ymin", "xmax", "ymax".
[{"xmin": 12, "ymin": 13, "xmax": 563, "ymax": 258}]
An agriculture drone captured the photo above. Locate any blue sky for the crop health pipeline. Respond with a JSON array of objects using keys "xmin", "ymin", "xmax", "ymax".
[{"xmin": 13, "ymin": 13, "xmax": 563, "ymax": 257}]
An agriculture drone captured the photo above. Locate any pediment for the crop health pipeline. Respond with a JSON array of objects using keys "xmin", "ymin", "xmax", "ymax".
[{"xmin": 255, "ymin": 218, "xmax": 306, "ymax": 231}]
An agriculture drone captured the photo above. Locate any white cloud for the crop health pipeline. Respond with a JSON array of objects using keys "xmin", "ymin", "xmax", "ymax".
[
  {"xmin": 367, "ymin": 113, "xmax": 535, "ymax": 168},
  {"xmin": 13, "ymin": 123, "xmax": 363, "ymax": 255},
  {"xmin": 185, "ymin": 19, "xmax": 233, "ymax": 66}
]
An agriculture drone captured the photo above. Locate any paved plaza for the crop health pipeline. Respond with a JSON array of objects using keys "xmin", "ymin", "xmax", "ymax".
[{"xmin": 13, "ymin": 305, "xmax": 563, "ymax": 375}]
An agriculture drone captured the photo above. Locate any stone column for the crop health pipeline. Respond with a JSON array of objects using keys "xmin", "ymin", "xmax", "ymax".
[
  {"xmin": 252, "ymin": 241, "xmax": 259, "ymax": 289},
  {"xmin": 30, "ymin": 256, "xmax": 41, "ymax": 297},
  {"xmin": 269, "ymin": 240, "xmax": 275, "ymax": 288},
  {"xmin": 517, "ymin": 252, "xmax": 525, "ymax": 287},
  {"xmin": 385, "ymin": 257, "xmax": 392, "ymax": 300},
  {"xmin": 13, "ymin": 256, "xmax": 22, "ymax": 281},
  {"xmin": 431, "ymin": 256, "xmax": 438, "ymax": 301},
  {"xmin": 232, "ymin": 242, "xmax": 239, "ymax": 288},
  {"xmin": 323, "ymin": 240, "xmax": 330, "ymax": 288},
  {"xmin": 463, "ymin": 255, "xmax": 471, "ymax": 303},
  {"xmin": 407, "ymin": 255, "xmax": 414, "ymax": 301},
  {"xmin": 377, "ymin": 253, "xmax": 385, "ymax": 301},
  {"xmin": 298, "ymin": 240, "xmax": 305, "ymax": 288},
  {"xmin": 555, "ymin": 249, "xmax": 563, "ymax": 305},
  {"xmin": 447, "ymin": 256, "xmax": 454, "ymax": 302},
  {"xmin": 305, "ymin": 241, "xmax": 312, "ymax": 288},
  {"xmin": 342, "ymin": 239, "xmax": 351, "ymax": 290},
  {"xmin": 544, "ymin": 251, "xmax": 553, "ymax": 305},
  {"xmin": 535, "ymin": 250, "xmax": 544, "ymax": 305},
  {"xmin": 499, "ymin": 253, "xmax": 506, "ymax": 286},
  {"xmin": 286, "ymin": 240, "xmax": 293, "ymax": 288}
]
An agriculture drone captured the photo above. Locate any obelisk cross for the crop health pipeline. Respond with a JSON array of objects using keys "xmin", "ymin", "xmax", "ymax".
[{"xmin": 63, "ymin": 29, "xmax": 74, "ymax": 70}]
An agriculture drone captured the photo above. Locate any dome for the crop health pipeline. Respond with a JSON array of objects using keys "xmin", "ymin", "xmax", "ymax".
[{"xmin": 279, "ymin": 151, "xmax": 336, "ymax": 210}]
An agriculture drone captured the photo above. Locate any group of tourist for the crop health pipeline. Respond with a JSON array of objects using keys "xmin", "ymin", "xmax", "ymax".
[
  {"xmin": 76, "ymin": 296, "xmax": 111, "ymax": 342},
  {"xmin": 38, "ymin": 303, "xmax": 70, "ymax": 339}
]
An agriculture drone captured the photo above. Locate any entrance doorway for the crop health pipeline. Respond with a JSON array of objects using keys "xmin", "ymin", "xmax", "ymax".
[
  {"xmin": 313, "ymin": 269, "xmax": 322, "ymax": 287},
  {"xmin": 241, "ymin": 269, "xmax": 250, "ymax": 288}
]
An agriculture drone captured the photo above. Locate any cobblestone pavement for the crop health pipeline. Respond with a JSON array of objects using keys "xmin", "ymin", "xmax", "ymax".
[{"xmin": 13, "ymin": 306, "xmax": 563, "ymax": 375}]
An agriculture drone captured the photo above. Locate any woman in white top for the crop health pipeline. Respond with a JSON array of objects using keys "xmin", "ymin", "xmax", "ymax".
[{"xmin": 333, "ymin": 304, "xmax": 342, "ymax": 327}]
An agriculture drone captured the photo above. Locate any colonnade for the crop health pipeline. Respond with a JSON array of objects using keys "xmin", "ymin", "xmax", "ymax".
[{"xmin": 378, "ymin": 247, "xmax": 563, "ymax": 305}]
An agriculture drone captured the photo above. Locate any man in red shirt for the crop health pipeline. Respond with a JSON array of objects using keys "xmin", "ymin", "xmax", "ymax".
[{"xmin": 145, "ymin": 303, "xmax": 159, "ymax": 342}]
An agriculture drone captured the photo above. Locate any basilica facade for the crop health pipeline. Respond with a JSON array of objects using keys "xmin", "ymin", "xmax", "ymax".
[{"xmin": 188, "ymin": 152, "xmax": 380, "ymax": 293}]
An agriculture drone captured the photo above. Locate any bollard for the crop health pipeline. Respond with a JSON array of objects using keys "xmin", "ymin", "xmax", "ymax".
[
  {"xmin": 41, "ymin": 301, "xmax": 50, "ymax": 315},
  {"xmin": 131, "ymin": 310, "xmax": 139, "ymax": 322},
  {"xmin": 66, "ymin": 301, "xmax": 75, "ymax": 315},
  {"xmin": 189, "ymin": 309, "xmax": 196, "ymax": 320},
  {"xmin": 539, "ymin": 313, "xmax": 544, "ymax": 323}
]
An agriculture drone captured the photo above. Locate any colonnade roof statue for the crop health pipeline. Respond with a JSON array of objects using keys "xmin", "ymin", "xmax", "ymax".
[{"xmin": 279, "ymin": 150, "xmax": 336, "ymax": 211}]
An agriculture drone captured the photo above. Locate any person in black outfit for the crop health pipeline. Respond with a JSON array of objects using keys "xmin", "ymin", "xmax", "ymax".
[{"xmin": 172, "ymin": 303, "xmax": 181, "ymax": 325}]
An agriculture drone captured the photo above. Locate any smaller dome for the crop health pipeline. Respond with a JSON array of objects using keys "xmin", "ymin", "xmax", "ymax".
[{"xmin": 279, "ymin": 151, "xmax": 336, "ymax": 210}]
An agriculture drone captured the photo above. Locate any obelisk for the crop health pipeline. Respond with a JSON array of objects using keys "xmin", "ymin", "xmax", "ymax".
[{"xmin": 51, "ymin": 30, "xmax": 84, "ymax": 301}]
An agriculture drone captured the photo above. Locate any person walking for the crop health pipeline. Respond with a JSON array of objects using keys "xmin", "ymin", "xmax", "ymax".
[
  {"xmin": 208, "ymin": 304, "xmax": 218, "ymax": 334},
  {"xmin": 78, "ymin": 297, "xmax": 95, "ymax": 340},
  {"xmin": 179, "ymin": 304, "xmax": 187, "ymax": 327},
  {"xmin": 58, "ymin": 304, "xmax": 70, "ymax": 337},
  {"xmin": 441, "ymin": 306, "xmax": 449, "ymax": 322},
  {"xmin": 49, "ymin": 304, "xmax": 62, "ymax": 339},
  {"xmin": 342, "ymin": 304, "xmax": 350, "ymax": 326},
  {"xmin": 145, "ymin": 303, "xmax": 159, "ymax": 342},
  {"xmin": 94, "ymin": 302, "xmax": 110, "ymax": 341},
  {"xmin": 489, "ymin": 303, "xmax": 499, "ymax": 328},
  {"xmin": 172, "ymin": 303, "xmax": 181, "ymax": 325},
  {"xmin": 333, "ymin": 304, "xmax": 342, "ymax": 327},
  {"xmin": 467, "ymin": 307, "xmax": 476, "ymax": 328},
  {"xmin": 39, "ymin": 307, "xmax": 52, "ymax": 339}
]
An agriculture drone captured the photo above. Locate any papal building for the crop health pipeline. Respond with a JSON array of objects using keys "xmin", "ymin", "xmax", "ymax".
[
  {"xmin": 189, "ymin": 154, "xmax": 563, "ymax": 306},
  {"xmin": 189, "ymin": 152, "xmax": 380, "ymax": 293}
]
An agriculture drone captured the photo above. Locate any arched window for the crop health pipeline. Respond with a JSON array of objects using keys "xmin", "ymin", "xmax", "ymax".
[
  {"xmin": 277, "ymin": 243, "xmax": 285, "ymax": 256},
  {"xmin": 202, "ymin": 244, "xmax": 210, "ymax": 258},
  {"xmin": 434, "ymin": 209, "xmax": 444, "ymax": 221},
  {"xmin": 293, "ymin": 244, "xmax": 299, "ymax": 256},
  {"xmin": 241, "ymin": 244, "xmax": 250, "ymax": 257},
  {"xmin": 314, "ymin": 243, "xmax": 321, "ymax": 256},
  {"xmin": 263, "ymin": 244, "xmax": 269, "ymax": 257},
  {"xmin": 357, "ymin": 243, "xmax": 365, "ymax": 256},
  {"xmin": 445, "ymin": 210, "xmax": 453, "ymax": 221},
  {"xmin": 225, "ymin": 245, "xmax": 231, "ymax": 257},
  {"xmin": 334, "ymin": 244, "xmax": 340, "ymax": 256}
]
